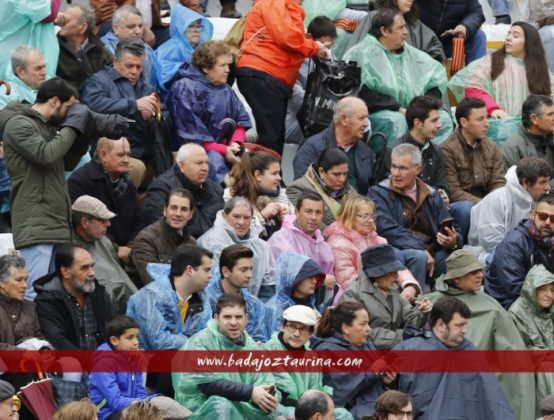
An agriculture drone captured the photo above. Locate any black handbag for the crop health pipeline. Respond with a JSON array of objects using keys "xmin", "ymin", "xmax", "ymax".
[{"xmin": 298, "ymin": 57, "xmax": 361, "ymax": 138}]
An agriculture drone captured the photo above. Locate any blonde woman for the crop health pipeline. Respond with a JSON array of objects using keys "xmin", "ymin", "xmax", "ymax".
[{"xmin": 325, "ymin": 195, "xmax": 425, "ymax": 303}]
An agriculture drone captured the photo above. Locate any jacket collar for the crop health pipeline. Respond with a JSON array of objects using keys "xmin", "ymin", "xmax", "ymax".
[
  {"xmin": 522, "ymin": 126, "xmax": 554, "ymax": 150},
  {"xmin": 357, "ymin": 272, "xmax": 399, "ymax": 315},
  {"xmin": 172, "ymin": 165, "xmax": 205, "ymax": 196},
  {"xmin": 454, "ymin": 128, "xmax": 483, "ymax": 150}
]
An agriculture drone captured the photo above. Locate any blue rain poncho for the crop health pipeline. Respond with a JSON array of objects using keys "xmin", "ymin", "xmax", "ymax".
[
  {"xmin": 152, "ymin": 4, "xmax": 212, "ymax": 93},
  {"xmin": 0, "ymin": 0, "xmax": 59, "ymax": 79},
  {"xmin": 126, "ymin": 263, "xmax": 211, "ymax": 350}
]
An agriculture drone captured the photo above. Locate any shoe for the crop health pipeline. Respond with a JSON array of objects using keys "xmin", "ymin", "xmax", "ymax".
[
  {"xmin": 495, "ymin": 15, "xmax": 511, "ymax": 25},
  {"xmin": 221, "ymin": 9, "xmax": 242, "ymax": 18}
]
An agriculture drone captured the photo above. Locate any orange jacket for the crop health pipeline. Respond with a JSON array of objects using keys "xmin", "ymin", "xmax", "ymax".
[{"xmin": 236, "ymin": 0, "xmax": 319, "ymax": 88}]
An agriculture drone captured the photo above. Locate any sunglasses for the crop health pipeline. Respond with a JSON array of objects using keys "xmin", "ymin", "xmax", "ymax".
[{"xmin": 535, "ymin": 211, "xmax": 554, "ymax": 223}]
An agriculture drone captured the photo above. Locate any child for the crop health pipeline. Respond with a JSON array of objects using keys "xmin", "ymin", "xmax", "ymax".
[{"xmin": 90, "ymin": 315, "xmax": 191, "ymax": 420}]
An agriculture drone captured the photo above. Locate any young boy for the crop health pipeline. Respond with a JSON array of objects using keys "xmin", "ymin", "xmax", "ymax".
[{"xmin": 90, "ymin": 315, "xmax": 190, "ymax": 420}]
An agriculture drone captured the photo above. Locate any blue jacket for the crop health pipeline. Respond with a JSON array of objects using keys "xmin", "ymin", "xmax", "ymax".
[
  {"xmin": 485, "ymin": 220, "xmax": 551, "ymax": 310},
  {"xmin": 293, "ymin": 123, "xmax": 375, "ymax": 194},
  {"xmin": 310, "ymin": 333, "xmax": 384, "ymax": 419},
  {"xmin": 167, "ymin": 62, "xmax": 251, "ymax": 150},
  {"xmin": 265, "ymin": 252, "xmax": 319, "ymax": 335},
  {"xmin": 367, "ymin": 178, "xmax": 462, "ymax": 251},
  {"xmin": 89, "ymin": 343, "xmax": 155, "ymax": 420},
  {"xmin": 100, "ymin": 31, "xmax": 156, "ymax": 87},
  {"xmin": 153, "ymin": 4, "xmax": 212, "ymax": 94},
  {"xmin": 205, "ymin": 273, "xmax": 268, "ymax": 342},
  {"xmin": 416, "ymin": 0, "xmax": 485, "ymax": 40},
  {"xmin": 126, "ymin": 263, "xmax": 211, "ymax": 350},
  {"xmin": 80, "ymin": 65, "xmax": 155, "ymax": 159},
  {"xmin": 394, "ymin": 333, "xmax": 514, "ymax": 420}
]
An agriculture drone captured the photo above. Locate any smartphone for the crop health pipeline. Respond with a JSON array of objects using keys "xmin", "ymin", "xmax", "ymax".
[
  {"xmin": 440, "ymin": 29, "xmax": 456, "ymax": 38},
  {"xmin": 267, "ymin": 385, "xmax": 276, "ymax": 396},
  {"xmin": 440, "ymin": 218, "xmax": 454, "ymax": 235}
]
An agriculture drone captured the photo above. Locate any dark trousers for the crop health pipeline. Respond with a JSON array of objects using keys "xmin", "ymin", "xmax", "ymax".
[{"xmin": 236, "ymin": 67, "xmax": 292, "ymax": 155}]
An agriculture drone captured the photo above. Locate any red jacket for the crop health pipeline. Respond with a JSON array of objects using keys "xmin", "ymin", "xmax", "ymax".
[{"xmin": 236, "ymin": 0, "xmax": 319, "ymax": 87}]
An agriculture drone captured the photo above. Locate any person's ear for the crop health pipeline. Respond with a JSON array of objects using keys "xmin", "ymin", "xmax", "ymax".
[
  {"xmin": 221, "ymin": 266, "xmax": 231, "ymax": 278},
  {"xmin": 109, "ymin": 336, "xmax": 119, "ymax": 348},
  {"xmin": 14, "ymin": 66, "xmax": 25, "ymax": 79}
]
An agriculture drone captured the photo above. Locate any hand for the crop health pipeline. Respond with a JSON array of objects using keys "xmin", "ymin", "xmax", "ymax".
[
  {"xmin": 400, "ymin": 285, "xmax": 417, "ymax": 303},
  {"xmin": 54, "ymin": 12, "xmax": 67, "ymax": 27},
  {"xmin": 324, "ymin": 274, "xmax": 336, "ymax": 289},
  {"xmin": 278, "ymin": 206, "xmax": 289, "ymax": 222},
  {"xmin": 382, "ymin": 371, "xmax": 397, "ymax": 385},
  {"xmin": 399, "ymin": 107, "xmax": 407, "ymax": 115},
  {"xmin": 452, "ymin": 24, "xmax": 468, "ymax": 39},
  {"xmin": 136, "ymin": 95, "xmax": 157, "ymax": 119},
  {"xmin": 424, "ymin": 250, "xmax": 435, "ymax": 277},
  {"xmin": 117, "ymin": 246, "xmax": 132, "ymax": 264},
  {"xmin": 0, "ymin": 142, "xmax": 4, "ymax": 160},
  {"xmin": 491, "ymin": 109, "xmax": 510, "ymax": 119},
  {"xmin": 225, "ymin": 145, "xmax": 241, "ymax": 165},
  {"xmin": 251, "ymin": 385, "xmax": 278, "ymax": 413},
  {"xmin": 438, "ymin": 189, "xmax": 449, "ymax": 207},
  {"xmin": 415, "ymin": 297, "xmax": 433, "ymax": 314},
  {"xmin": 143, "ymin": 26, "xmax": 156, "ymax": 47},
  {"xmin": 315, "ymin": 41, "xmax": 331, "ymax": 59},
  {"xmin": 437, "ymin": 226, "xmax": 457, "ymax": 249},
  {"xmin": 260, "ymin": 202, "xmax": 281, "ymax": 220}
]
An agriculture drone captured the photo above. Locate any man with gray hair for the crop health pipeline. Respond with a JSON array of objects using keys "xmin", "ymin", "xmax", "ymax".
[
  {"xmin": 0, "ymin": 46, "xmax": 46, "ymax": 109},
  {"xmin": 144, "ymin": 143, "xmax": 224, "ymax": 237},
  {"xmin": 81, "ymin": 39, "xmax": 157, "ymax": 188},
  {"xmin": 100, "ymin": 5, "xmax": 156, "ymax": 86},
  {"xmin": 503, "ymin": 95, "xmax": 554, "ymax": 182},
  {"xmin": 368, "ymin": 143, "xmax": 461, "ymax": 282},
  {"xmin": 293, "ymin": 96, "xmax": 376, "ymax": 193},
  {"xmin": 295, "ymin": 390, "xmax": 335, "ymax": 420},
  {"xmin": 56, "ymin": 3, "xmax": 113, "ymax": 91}
]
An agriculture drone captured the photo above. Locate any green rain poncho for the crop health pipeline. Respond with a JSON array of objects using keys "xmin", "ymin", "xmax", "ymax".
[
  {"xmin": 509, "ymin": 265, "xmax": 554, "ymax": 409},
  {"xmin": 0, "ymin": 1, "xmax": 59, "ymax": 79},
  {"xmin": 173, "ymin": 320, "xmax": 283, "ymax": 420},
  {"xmin": 344, "ymin": 35, "xmax": 452, "ymax": 143},
  {"xmin": 263, "ymin": 332, "xmax": 353, "ymax": 420},
  {"xmin": 426, "ymin": 276, "xmax": 537, "ymax": 420}
]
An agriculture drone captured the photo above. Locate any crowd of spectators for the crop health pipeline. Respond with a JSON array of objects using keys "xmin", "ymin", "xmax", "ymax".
[{"xmin": 2, "ymin": 0, "xmax": 554, "ymax": 419}]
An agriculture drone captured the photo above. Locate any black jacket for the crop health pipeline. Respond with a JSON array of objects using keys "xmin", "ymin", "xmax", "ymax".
[
  {"xmin": 34, "ymin": 273, "xmax": 111, "ymax": 350},
  {"xmin": 416, "ymin": 0, "xmax": 485, "ymax": 40},
  {"xmin": 67, "ymin": 159, "xmax": 145, "ymax": 245},
  {"xmin": 390, "ymin": 133, "xmax": 448, "ymax": 193},
  {"xmin": 143, "ymin": 164, "xmax": 224, "ymax": 238}
]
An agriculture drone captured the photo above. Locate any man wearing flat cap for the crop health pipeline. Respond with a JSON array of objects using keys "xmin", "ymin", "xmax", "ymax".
[
  {"xmin": 341, "ymin": 244, "xmax": 432, "ymax": 350},
  {"xmin": 71, "ymin": 195, "xmax": 137, "ymax": 314},
  {"xmin": 425, "ymin": 249, "xmax": 535, "ymax": 419},
  {"xmin": 263, "ymin": 305, "xmax": 352, "ymax": 419},
  {"xmin": 0, "ymin": 380, "xmax": 17, "ymax": 420}
]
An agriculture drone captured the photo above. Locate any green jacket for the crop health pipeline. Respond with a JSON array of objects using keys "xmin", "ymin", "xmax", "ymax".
[
  {"xmin": 509, "ymin": 265, "xmax": 554, "ymax": 405},
  {"xmin": 426, "ymin": 276, "xmax": 536, "ymax": 419},
  {"xmin": 0, "ymin": 102, "xmax": 78, "ymax": 248}
]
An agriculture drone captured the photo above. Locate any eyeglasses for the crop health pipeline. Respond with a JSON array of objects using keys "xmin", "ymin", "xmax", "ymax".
[
  {"xmin": 1, "ymin": 396, "xmax": 20, "ymax": 411},
  {"xmin": 285, "ymin": 323, "xmax": 311, "ymax": 335},
  {"xmin": 356, "ymin": 213, "xmax": 375, "ymax": 221},
  {"xmin": 391, "ymin": 410, "xmax": 413, "ymax": 419},
  {"xmin": 535, "ymin": 211, "xmax": 554, "ymax": 223},
  {"xmin": 187, "ymin": 24, "xmax": 204, "ymax": 31}
]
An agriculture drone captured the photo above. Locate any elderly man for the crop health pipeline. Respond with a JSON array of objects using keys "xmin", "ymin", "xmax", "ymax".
[
  {"xmin": 503, "ymin": 95, "xmax": 554, "ymax": 182},
  {"xmin": 293, "ymin": 97, "xmax": 375, "ymax": 193},
  {"xmin": 71, "ymin": 195, "xmax": 137, "ymax": 314},
  {"xmin": 0, "ymin": 380, "xmax": 17, "ymax": 420},
  {"xmin": 128, "ymin": 188, "xmax": 196, "ymax": 285},
  {"xmin": 441, "ymin": 98, "xmax": 506, "ymax": 241},
  {"xmin": 34, "ymin": 243, "xmax": 111, "ymax": 350},
  {"xmin": 295, "ymin": 390, "xmax": 336, "ymax": 420},
  {"xmin": 468, "ymin": 156, "xmax": 552, "ymax": 262},
  {"xmin": 368, "ymin": 144, "xmax": 461, "ymax": 281},
  {"xmin": 81, "ymin": 39, "xmax": 157, "ymax": 188},
  {"xmin": 392, "ymin": 297, "xmax": 514, "ymax": 419},
  {"xmin": 56, "ymin": 4, "xmax": 113, "ymax": 91},
  {"xmin": 173, "ymin": 294, "xmax": 282, "ymax": 419},
  {"xmin": 426, "ymin": 250, "xmax": 535, "ymax": 419},
  {"xmin": 198, "ymin": 197, "xmax": 275, "ymax": 300},
  {"xmin": 344, "ymin": 9, "xmax": 452, "ymax": 143},
  {"xmin": 0, "ymin": 46, "xmax": 46, "ymax": 109},
  {"xmin": 144, "ymin": 143, "xmax": 223, "ymax": 238},
  {"xmin": 486, "ymin": 192, "xmax": 554, "ymax": 309},
  {"xmin": 100, "ymin": 5, "xmax": 155, "ymax": 85},
  {"xmin": 68, "ymin": 137, "xmax": 144, "ymax": 264}
]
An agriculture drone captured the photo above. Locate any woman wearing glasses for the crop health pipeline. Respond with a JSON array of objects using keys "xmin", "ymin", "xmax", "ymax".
[
  {"xmin": 153, "ymin": 3, "xmax": 213, "ymax": 94},
  {"xmin": 325, "ymin": 195, "xmax": 424, "ymax": 303}
]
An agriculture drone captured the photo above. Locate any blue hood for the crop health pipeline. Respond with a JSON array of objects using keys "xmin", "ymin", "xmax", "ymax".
[{"xmin": 153, "ymin": 4, "xmax": 213, "ymax": 92}]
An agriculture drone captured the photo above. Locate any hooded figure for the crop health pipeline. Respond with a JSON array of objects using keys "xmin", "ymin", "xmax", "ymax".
[
  {"xmin": 153, "ymin": 4, "xmax": 213, "ymax": 94},
  {"xmin": 509, "ymin": 264, "xmax": 554, "ymax": 407},
  {"xmin": 197, "ymin": 211, "xmax": 274, "ymax": 297},
  {"xmin": 426, "ymin": 250, "xmax": 536, "ymax": 420},
  {"xmin": 265, "ymin": 252, "xmax": 325, "ymax": 335},
  {"xmin": 126, "ymin": 263, "xmax": 211, "ymax": 350}
]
